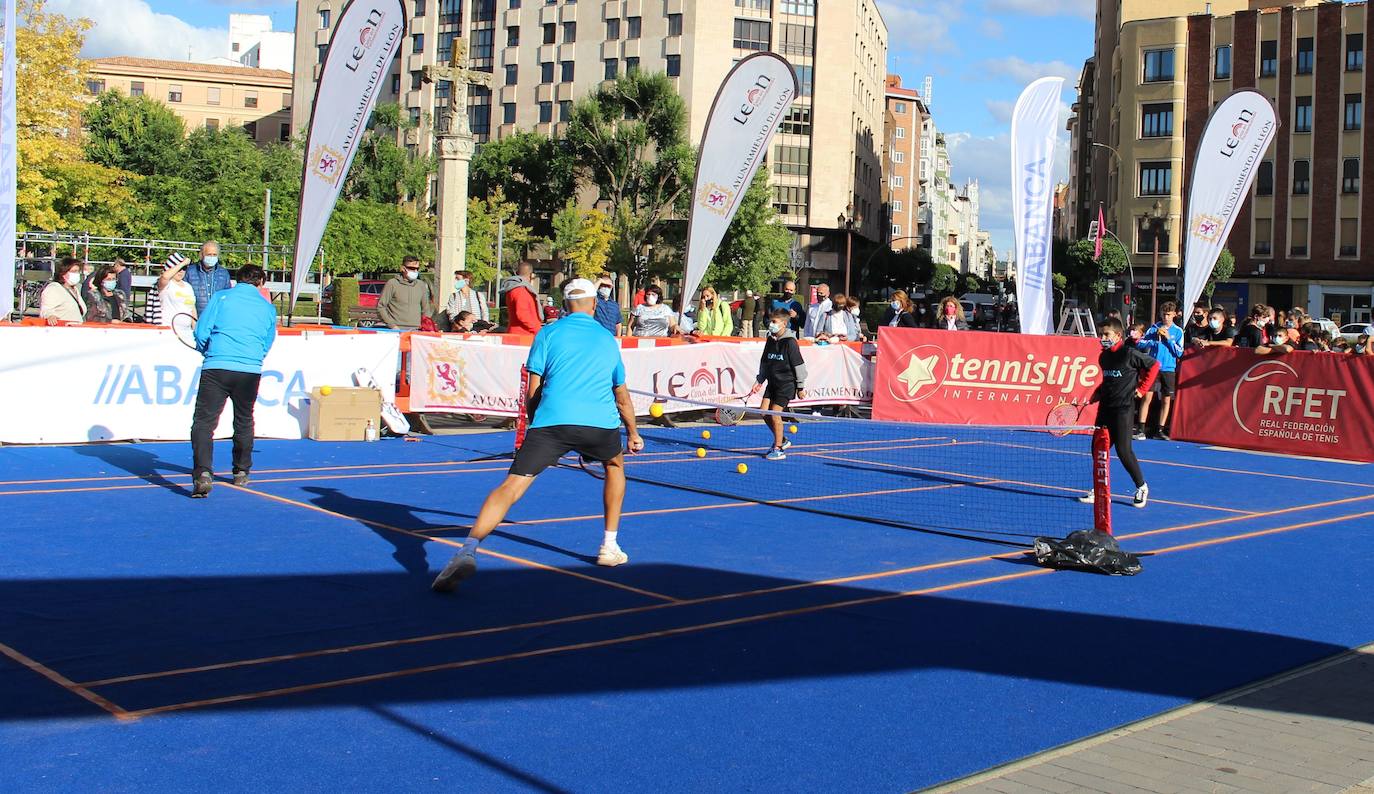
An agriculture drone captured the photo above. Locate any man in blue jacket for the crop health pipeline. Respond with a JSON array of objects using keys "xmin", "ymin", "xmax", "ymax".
[
  {"xmin": 1136, "ymin": 301, "xmax": 1185, "ymax": 440},
  {"xmin": 190, "ymin": 264, "xmax": 279, "ymax": 498},
  {"xmin": 185, "ymin": 240, "xmax": 233, "ymax": 316}
]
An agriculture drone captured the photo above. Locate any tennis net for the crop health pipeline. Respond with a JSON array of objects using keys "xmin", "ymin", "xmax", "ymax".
[{"xmin": 601, "ymin": 392, "xmax": 1098, "ymax": 548}]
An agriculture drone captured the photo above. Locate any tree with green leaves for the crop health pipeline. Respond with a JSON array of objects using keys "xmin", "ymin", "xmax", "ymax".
[
  {"xmin": 470, "ymin": 130, "xmax": 576, "ymax": 236},
  {"xmin": 320, "ymin": 200, "xmax": 434, "ymax": 273},
  {"xmin": 705, "ymin": 169, "xmax": 792, "ymax": 293},
  {"xmin": 1059, "ymin": 237, "xmax": 1128, "ymax": 298},
  {"xmin": 929, "ymin": 263, "xmax": 959, "ymax": 295},
  {"xmin": 1205, "ymin": 249, "xmax": 1235, "ymax": 300},
  {"xmin": 566, "ymin": 71, "xmax": 694, "ymax": 287},
  {"xmin": 551, "ymin": 201, "xmax": 614, "ymax": 280},
  {"xmin": 866, "ymin": 246, "xmax": 934, "ymax": 293},
  {"xmin": 346, "ymin": 102, "xmax": 433, "ymax": 206},
  {"xmin": 466, "ymin": 188, "xmax": 536, "ymax": 285},
  {"xmin": 82, "ymin": 91, "xmax": 185, "ymax": 175}
]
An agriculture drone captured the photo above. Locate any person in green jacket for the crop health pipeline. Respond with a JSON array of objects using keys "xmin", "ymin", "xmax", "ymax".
[{"xmin": 694, "ymin": 284, "xmax": 733, "ymax": 337}]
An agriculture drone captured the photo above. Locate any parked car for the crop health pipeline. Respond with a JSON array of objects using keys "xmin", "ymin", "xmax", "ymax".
[
  {"xmin": 1313, "ymin": 317, "xmax": 1341, "ymax": 339},
  {"xmin": 1339, "ymin": 322, "xmax": 1371, "ymax": 344},
  {"xmin": 321, "ymin": 279, "xmax": 387, "ymax": 316}
]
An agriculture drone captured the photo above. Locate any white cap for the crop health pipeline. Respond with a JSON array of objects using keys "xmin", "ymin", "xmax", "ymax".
[{"xmin": 563, "ymin": 278, "xmax": 597, "ymax": 300}]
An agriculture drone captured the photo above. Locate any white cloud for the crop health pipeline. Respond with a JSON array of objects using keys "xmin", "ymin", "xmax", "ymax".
[
  {"xmin": 876, "ymin": 0, "xmax": 966, "ymax": 52},
  {"xmin": 49, "ymin": 0, "xmax": 227, "ymax": 62},
  {"xmin": 977, "ymin": 56, "xmax": 1081, "ymax": 85},
  {"xmin": 985, "ymin": 100, "xmax": 1014, "ymax": 124},
  {"xmin": 982, "ymin": 0, "xmax": 1094, "ymax": 18},
  {"xmin": 980, "ymin": 18, "xmax": 1005, "ymax": 39}
]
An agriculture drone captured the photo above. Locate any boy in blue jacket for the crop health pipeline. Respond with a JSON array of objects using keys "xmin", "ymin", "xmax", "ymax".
[
  {"xmin": 1136, "ymin": 301, "xmax": 1184, "ymax": 440},
  {"xmin": 190, "ymin": 264, "xmax": 278, "ymax": 497}
]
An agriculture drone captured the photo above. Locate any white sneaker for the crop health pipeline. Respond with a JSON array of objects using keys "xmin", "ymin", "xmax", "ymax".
[
  {"xmin": 1133, "ymin": 483, "xmax": 1149, "ymax": 508},
  {"xmin": 1077, "ymin": 491, "xmax": 1095, "ymax": 504},
  {"xmin": 597, "ymin": 546, "xmax": 629, "ymax": 567}
]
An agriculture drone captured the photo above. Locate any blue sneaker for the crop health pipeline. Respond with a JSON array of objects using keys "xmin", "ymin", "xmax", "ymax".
[
  {"xmin": 780, "ymin": 438, "xmax": 793, "ymax": 451},
  {"xmin": 765, "ymin": 448, "xmax": 786, "ymax": 461},
  {"xmin": 431, "ymin": 550, "xmax": 477, "ymax": 593}
]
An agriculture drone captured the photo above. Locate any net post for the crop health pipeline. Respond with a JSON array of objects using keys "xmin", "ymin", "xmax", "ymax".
[
  {"xmin": 1092, "ymin": 426, "xmax": 1112, "ymax": 534},
  {"xmin": 514, "ymin": 365, "xmax": 529, "ymax": 450}
]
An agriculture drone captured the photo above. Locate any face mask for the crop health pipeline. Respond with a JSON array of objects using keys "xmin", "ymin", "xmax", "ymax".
[
  {"xmin": 783, "ymin": 291, "xmax": 794, "ymax": 298},
  {"xmin": 945, "ymin": 306, "xmax": 957, "ymax": 317},
  {"xmin": 1285, "ymin": 321, "xmax": 1295, "ymax": 329},
  {"xmin": 202, "ymin": 256, "xmax": 218, "ymax": 268},
  {"xmin": 850, "ymin": 308, "xmax": 860, "ymax": 316},
  {"xmin": 454, "ymin": 279, "xmax": 467, "ymax": 290},
  {"xmin": 769, "ymin": 321, "xmax": 782, "ymax": 334},
  {"xmin": 891, "ymin": 301, "xmax": 901, "ymax": 311},
  {"xmin": 1357, "ymin": 345, "xmax": 1366, "ymax": 354},
  {"xmin": 65, "ymin": 272, "xmax": 80, "ymax": 286},
  {"xmin": 1194, "ymin": 315, "xmax": 1205, "ymax": 324},
  {"xmin": 102, "ymin": 279, "xmax": 117, "ymax": 290},
  {"xmin": 597, "ymin": 287, "xmax": 611, "ymax": 299},
  {"xmin": 1100, "ymin": 337, "xmax": 1115, "ymax": 349},
  {"xmin": 1209, "ymin": 319, "xmax": 1222, "ymax": 331},
  {"xmin": 646, "ymin": 294, "xmax": 659, "ymax": 305},
  {"xmin": 705, "ymin": 297, "xmax": 714, "ymax": 305},
  {"xmin": 405, "ymin": 270, "xmax": 419, "ymax": 282}
]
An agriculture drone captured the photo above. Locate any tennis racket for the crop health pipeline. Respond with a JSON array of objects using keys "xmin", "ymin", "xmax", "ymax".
[
  {"xmin": 577, "ymin": 454, "xmax": 606, "ymax": 480},
  {"xmin": 170, "ymin": 312, "xmax": 200, "ymax": 352},
  {"xmin": 715, "ymin": 394, "xmax": 750, "ymax": 426},
  {"xmin": 1045, "ymin": 401, "xmax": 1086, "ymax": 437}
]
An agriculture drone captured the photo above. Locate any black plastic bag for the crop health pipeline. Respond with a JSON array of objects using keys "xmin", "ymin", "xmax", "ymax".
[{"xmin": 1032, "ymin": 530, "xmax": 1142, "ymax": 576}]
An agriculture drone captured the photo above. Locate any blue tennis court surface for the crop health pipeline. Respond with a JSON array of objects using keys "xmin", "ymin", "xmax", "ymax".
[{"xmin": 2, "ymin": 423, "xmax": 1372, "ymax": 792}]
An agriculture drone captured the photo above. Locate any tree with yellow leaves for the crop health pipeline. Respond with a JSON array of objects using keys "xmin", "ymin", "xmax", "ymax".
[{"xmin": 551, "ymin": 201, "xmax": 613, "ymax": 280}]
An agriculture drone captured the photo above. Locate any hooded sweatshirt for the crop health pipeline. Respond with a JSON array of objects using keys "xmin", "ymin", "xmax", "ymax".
[
  {"xmin": 501, "ymin": 275, "xmax": 542, "ymax": 335},
  {"xmin": 756, "ymin": 327, "xmax": 807, "ymax": 389}
]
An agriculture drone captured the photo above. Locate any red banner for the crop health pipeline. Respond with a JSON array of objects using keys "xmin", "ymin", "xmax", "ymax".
[
  {"xmin": 1173, "ymin": 347, "xmax": 1374, "ymax": 462},
  {"xmin": 873, "ymin": 328, "xmax": 1102, "ymax": 425}
]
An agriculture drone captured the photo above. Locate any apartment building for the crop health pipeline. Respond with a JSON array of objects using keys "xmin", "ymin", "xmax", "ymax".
[{"xmin": 883, "ymin": 74, "xmax": 926, "ymax": 250}]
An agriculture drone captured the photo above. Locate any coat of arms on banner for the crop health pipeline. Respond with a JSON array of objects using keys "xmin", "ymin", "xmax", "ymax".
[
  {"xmin": 310, "ymin": 146, "xmax": 345, "ymax": 186},
  {"xmin": 425, "ymin": 346, "xmax": 469, "ymax": 406},
  {"xmin": 698, "ymin": 183, "xmax": 735, "ymax": 215},
  {"xmin": 1191, "ymin": 214, "xmax": 1224, "ymax": 243}
]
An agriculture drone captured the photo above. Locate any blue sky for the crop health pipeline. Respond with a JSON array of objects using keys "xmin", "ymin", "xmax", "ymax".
[{"xmin": 56, "ymin": 0, "xmax": 1095, "ymax": 252}]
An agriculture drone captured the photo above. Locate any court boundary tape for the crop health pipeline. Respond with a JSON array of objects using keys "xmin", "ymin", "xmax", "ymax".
[{"xmin": 0, "ymin": 641, "xmax": 131, "ymax": 720}]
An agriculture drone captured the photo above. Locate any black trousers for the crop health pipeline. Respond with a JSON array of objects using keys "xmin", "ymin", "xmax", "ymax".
[
  {"xmin": 191, "ymin": 369, "xmax": 262, "ymax": 479},
  {"xmin": 1098, "ymin": 405, "xmax": 1146, "ymax": 489}
]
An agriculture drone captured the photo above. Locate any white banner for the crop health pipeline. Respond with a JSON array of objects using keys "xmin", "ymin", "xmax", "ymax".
[
  {"xmin": 0, "ymin": 0, "xmax": 16, "ymax": 319},
  {"xmin": 681, "ymin": 53, "xmax": 797, "ymax": 304},
  {"xmin": 0, "ymin": 328, "xmax": 400, "ymax": 443},
  {"xmin": 290, "ymin": 0, "xmax": 407, "ymax": 305},
  {"xmin": 409, "ymin": 336, "xmax": 872, "ymax": 418},
  {"xmin": 1182, "ymin": 90, "xmax": 1278, "ymax": 313},
  {"xmin": 1010, "ymin": 76, "xmax": 1063, "ymax": 336}
]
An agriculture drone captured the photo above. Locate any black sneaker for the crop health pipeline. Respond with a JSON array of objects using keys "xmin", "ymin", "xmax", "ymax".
[
  {"xmin": 431, "ymin": 552, "xmax": 477, "ymax": 593},
  {"xmin": 191, "ymin": 472, "xmax": 213, "ymax": 499},
  {"xmin": 232, "ymin": 470, "xmax": 250, "ymax": 487},
  {"xmin": 1156, "ymin": 429, "xmax": 1171, "ymax": 441}
]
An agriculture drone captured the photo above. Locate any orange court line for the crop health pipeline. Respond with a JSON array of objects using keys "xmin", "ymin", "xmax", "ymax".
[
  {"xmin": 0, "ymin": 641, "xmax": 132, "ymax": 720},
  {"xmin": 117, "ymin": 500, "xmax": 1368, "ymax": 720}
]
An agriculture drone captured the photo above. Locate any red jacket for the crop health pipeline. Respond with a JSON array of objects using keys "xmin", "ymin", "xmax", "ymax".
[{"xmin": 504, "ymin": 283, "xmax": 542, "ymax": 335}]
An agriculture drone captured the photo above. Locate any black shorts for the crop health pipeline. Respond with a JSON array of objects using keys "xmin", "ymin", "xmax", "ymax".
[
  {"xmin": 511, "ymin": 425, "xmax": 623, "ymax": 477},
  {"xmin": 762, "ymin": 381, "xmax": 797, "ymax": 409},
  {"xmin": 1156, "ymin": 370, "xmax": 1177, "ymax": 397}
]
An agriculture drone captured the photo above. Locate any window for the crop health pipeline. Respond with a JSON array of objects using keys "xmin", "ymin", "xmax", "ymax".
[
  {"xmin": 1348, "ymin": 34, "xmax": 1364, "ymax": 72},
  {"xmin": 471, "ymin": 103, "xmax": 490, "ymax": 138},
  {"xmin": 1140, "ymin": 102, "xmax": 1173, "ymax": 137},
  {"xmin": 795, "ymin": 64, "xmax": 813, "ymax": 96},
  {"xmin": 205, "ymin": 118, "xmax": 219, "ymax": 132},
  {"xmin": 1253, "ymin": 219, "xmax": 1271, "ymax": 255},
  {"xmin": 1290, "ymin": 218, "xmax": 1308, "ymax": 256},
  {"xmin": 1296, "ymin": 37, "xmax": 1314, "ymax": 75},
  {"xmin": 894, "ymin": 101, "xmax": 906, "ymax": 114},
  {"xmin": 893, "ymin": 151, "xmax": 905, "ymax": 163},
  {"xmin": 414, "ymin": 0, "xmax": 425, "ymax": 16},
  {"xmin": 1344, "ymin": 158, "xmax": 1360, "ymax": 194},
  {"xmin": 1295, "ymin": 97, "xmax": 1312, "ymax": 133},
  {"xmin": 780, "ymin": 22, "xmax": 813, "ymax": 56},
  {"xmin": 1215, "ymin": 45, "xmax": 1232, "ymax": 79},
  {"xmin": 435, "ymin": 79, "xmax": 451, "ymax": 99},
  {"xmin": 773, "ymin": 145, "xmax": 809, "ymax": 175},
  {"xmin": 668, "ymin": 14, "xmax": 682, "ymax": 37},
  {"xmin": 733, "ymin": 18, "xmax": 770, "ymax": 50},
  {"xmin": 895, "ymin": 127, "xmax": 906, "ymax": 139},
  {"xmin": 892, "ymin": 175, "xmax": 904, "ymax": 188},
  {"xmin": 892, "ymin": 224, "xmax": 902, "ymax": 236},
  {"xmin": 1256, "ymin": 161, "xmax": 1274, "ymax": 196},
  {"xmin": 507, "ymin": 26, "xmax": 519, "ymax": 46},
  {"xmin": 244, "ymin": 121, "xmax": 257, "ymax": 139},
  {"xmin": 560, "ymin": 61, "xmax": 574, "ymax": 82},
  {"xmin": 539, "ymin": 101, "xmax": 552, "ymax": 122},
  {"xmin": 541, "ymin": 61, "xmax": 554, "ymax": 83},
  {"xmin": 604, "ymin": 59, "xmax": 617, "ymax": 80},
  {"xmin": 1340, "ymin": 219, "xmax": 1358, "ymax": 256},
  {"xmin": 391, "ymin": 74, "xmax": 401, "ymax": 94},
  {"xmin": 1260, "ymin": 40, "xmax": 1278, "ymax": 77},
  {"xmin": 440, "ymin": 0, "xmax": 461, "ymax": 23},
  {"xmin": 130, "ymin": 81, "xmax": 144, "ymax": 97},
  {"xmin": 606, "ymin": 18, "xmax": 620, "ymax": 40},
  {"xmin": 559, "ymin": 100, "xmax": 572, "ymax": 122},
  {"xmin": 563, "ymin": 21, "xmax": 576, "ymax": 42},
  {"xmin": 781, "ymin": 105, "xmax": 810, "ymax": 135},
  {"xmin": 504, "ymin": 64, "xmax": 518, "ymax": 85},
  {"xmin": 781, "ymin": 0, "xmax": 814, "ymax": 15},
  {"xmin": 412, "ymin": 33, "xmax": 424, "ymax": 53},
  {"xmin": 892, "ymin": 200, "xmax": 903, "ymax": 212},
  {"xmin": 543, "ymin": 23, "xmax": 555, "ymax": 44},
  {"xmin": 772, "ymin": 185, "xmax": 808, "ymax": 215},
  {"xmin": 168, "ymin": 84, "xmax": 183, "ymax": 103},
  {"xmin": 83, "ymin": 78, "xmax": 103, "ymax": 95},
  {"xmin": 627, "ymin": 16, "xmax": 641, "ymax": 39},
  {"xmin": 1139, "ymin": 162, "xmax": 1172, "ymax": 196},
  {"xmin": 1136, "ymin": 222, "xmax": 1170, "ymax": 255},
  {"xmin": 279, "ymin": 122, "xmax": 291, "ymax": 142},
  {"xmin": 1346, "ymin": 94, "xmax": 1362, "ymax": 130},
  {"xmin": 206, "ymin": 86, "xmax": 221, "ymax": 105},
  {"xmin": 318, "ymin": 44, "xmax": 328, "ymax": 64},
  {"xmin": 411, "ymin": 71, "xmax": 423, "ymax": 90},
  {"xmin": 409, "ymin": 107, "xmax": 421, "ymax": 125},
  {"xmin": 318, "ymin": 9, "xmax": 330, "ymax": 28},
  {"xmin": 244, "ymin": 91, "xmax": 258, "ymax": 109},
  {"xmin": 625, "ymin": 57, "xmax": 640, "ymax": 75},
  {"xmin": 1143, "ymin": 49, "xmax": 1174, "ymax": 82},
  {"xmin": 1293, "ymin": 160, "xmax": 1310, "ymax": 195},
  {"xmin": 736, "ymin": 0, "xmax": 771, "ymax": 8},
  {"xmin": 666, "ymin": 55, "xmax": 681, "ymax": 77},
  {"xmin": 503, "ymin": 103, "xmax": 516, "ymax": 124}
]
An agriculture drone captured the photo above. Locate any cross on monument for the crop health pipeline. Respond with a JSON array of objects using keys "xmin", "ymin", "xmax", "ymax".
[{"xmin": 422, "ymin": 39, "xmax": 492, "ymax": 136}]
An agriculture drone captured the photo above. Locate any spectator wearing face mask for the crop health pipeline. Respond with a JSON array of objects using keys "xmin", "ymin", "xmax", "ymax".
[
  {"xmin": 1353, "ymin": 334, "xmax": 1372, "ymax": 356},
  {"xmin": 881, "ymin": 291, "xmax": 920, "ymax": 328},
  {"xmin": 592, "ymin": 273, "xmax": 622, "ymax": 336},
  {"xmin": 1183, "ymin": 303, "xmax": 1210, "ymax": 346},
  {"xmin": 1192, "ymin": 308, "xmax": 1237, "ymax": 348},
  {"xmin": 695, "ymin": 285, "xmax": 733, "ymax": 336},
  {"xmin": 803, "ymin": 283, "xmax": 834, "ymax": 338},
  {"xmin": 740, "ymin": 289, "xmax": 758, "ymax": 337},
  {"xmin": 183, "ymin": 240, "xmax": 233, "ymax": 316},
  {"xmin": 936, "ymin": 296, "xmax": 968, "ymax": 331},
  {"xmin": 444, "ymin": 269, "xmax": 488, "ymax": 327},
  {"xmin": 1235, "ymin": 303, "xmax": 1291, "ymax": 354},
  {"xmin": 83, "ymin": 263, "xmax": 130, "ymax": 324},
  {"xmin": 630, "ymin": 284, "xmax": 678, "ymax": 337},
  {"xmin": 771, "ymin": 279, "xmax": 805, "ymax": 333},
  {"xmin": 111, "ymin": 257, "xmax": 133, "ymax": 304},
  {"xmin": 377, "ymin": 255, "xmax": 435, "ymax": 331},
  {"xmin": 814, "ymin": 293, "xmax": 860, "ymax": 342},
  {"xmin": 39, "ymin": 257, "xmax": 87, "ymax": 325}
]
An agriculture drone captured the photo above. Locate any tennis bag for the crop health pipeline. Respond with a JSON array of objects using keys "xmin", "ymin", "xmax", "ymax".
[{"xmin": 1032, "ymin": 530, "xmax": 1141, "ymax": 576}]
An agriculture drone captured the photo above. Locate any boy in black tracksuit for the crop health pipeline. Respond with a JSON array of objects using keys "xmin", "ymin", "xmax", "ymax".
[
  {"xmin": 1083, "ymin": 317, "xmax": 1159, "ymax": 508},
  {"xmin": 748, "ymin": 308, "xmax": 808, "ymax": 460}
]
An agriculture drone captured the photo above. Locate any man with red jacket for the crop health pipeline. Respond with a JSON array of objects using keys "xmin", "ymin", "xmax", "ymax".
[{"xmin": 501, "ymin": 262, "xmax": 542, "ymax": 335}]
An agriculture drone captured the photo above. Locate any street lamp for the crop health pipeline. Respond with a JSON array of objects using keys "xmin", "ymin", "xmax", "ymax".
[
  {"xmin": 1139, "ymin": 200, "xmax": 1169, "ymax": 321},
  {"xmin": 837, "ymin": 204, "xmax": 862, "ymax": 296}
]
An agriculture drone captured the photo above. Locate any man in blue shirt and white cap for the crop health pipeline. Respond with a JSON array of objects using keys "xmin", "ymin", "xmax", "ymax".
[{"xmin": 433, "ymin": 278, "xmax": 645, "ymax": 592}]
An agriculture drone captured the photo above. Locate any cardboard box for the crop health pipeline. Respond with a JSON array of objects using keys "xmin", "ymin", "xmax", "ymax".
[{"xmin": 307, "ymin": 387, "xmax": 382, "ymax": 441}]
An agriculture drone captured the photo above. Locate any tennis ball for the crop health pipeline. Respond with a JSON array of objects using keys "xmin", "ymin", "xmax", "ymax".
[
  {"xmin": 736, "ymin": 463, "xmax": 748, "ymax": 474},
  {"xmin": 696, "ymin": 447, "xmax": 707, "ymax": 458},
  {"xmin": 701, "ymin": 430, "xmax": 711, "ymax": 440},
  {"xmin": 319, "ymin": 385, "xmax": 333, "ymax": 396},
  {"xmin": 788, "ymin": 424, "xmax": 798, "ymax": 434},
  {"xmin": 649, "ymin": 403, "xmax": 664, "ymax": 418}
]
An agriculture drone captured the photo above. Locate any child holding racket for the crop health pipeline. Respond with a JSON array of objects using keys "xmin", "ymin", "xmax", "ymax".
[
  {"xmin": 747, "ymin": 308, "xmax": 807, "ymax": 461},
  {"xmin": 1081, "ymin": 317, "xmax": 1159, "ymax": 508}
]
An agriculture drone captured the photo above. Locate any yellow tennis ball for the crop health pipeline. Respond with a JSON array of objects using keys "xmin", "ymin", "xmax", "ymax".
[
  {"xmin": 788, "ymin": 424, "xmax": 798, "ymax": 434},
  {"xmin": 319, "ymin": 385, "xmax": 333, "ymax": 396},
  {"xmin": 701, "ymin": 430, "xmax": 711, "ymax": 440},
  {"xmin": 736, "ymin": 463, "xmax": 748, "ymax": 474},
  {"xmin": 649, "ymin": 403, "xmax": 664, "ymax": 418},
  {"xmin": 696, "ymin": 447, "xmax": 706, "ymax": 458}
]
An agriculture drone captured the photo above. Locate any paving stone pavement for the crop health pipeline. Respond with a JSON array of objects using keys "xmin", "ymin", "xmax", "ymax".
[{"xmin": 932, "ymin": 644, "xmax": 1374, "ymax": 794}]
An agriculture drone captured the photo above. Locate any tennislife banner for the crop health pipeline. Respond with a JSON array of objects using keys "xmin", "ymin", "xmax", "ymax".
[
  {"xmin": 681, "ymin": 53, "xmax": 797, "ymax": 306},
  {"xmin": 290, "ymin": 0, "xmax": 407, "ymax": 307},
  {"xmin": 1010, "ymin": 77, "xmax": 1064, "ymax": 336},
  {"xmin": 0, "ymin": 0, "xmax": 16, "ymax": 318},
  {"xmin": 1181, "ymin": 90, "xmax": 1277, "ymax": 313}
]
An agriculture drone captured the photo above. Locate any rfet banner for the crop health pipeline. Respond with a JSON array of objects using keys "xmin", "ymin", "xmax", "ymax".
[
  {"xmin": 409, "ymin": 336, "xmax": 872, "ymax": 417},
  {"xmin": 872, "ymin": 327, "xmax": 1102, "ymax": 426},
  {"xmin": 0, "ymin": 327, "xmax": 401, "ymax": 443},
  {"xmin": 1173, "ymin": 347, "xmax": 1374, "ymax": 462}
]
